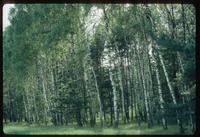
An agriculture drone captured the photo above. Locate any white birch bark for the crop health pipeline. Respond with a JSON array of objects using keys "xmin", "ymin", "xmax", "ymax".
[
  {"xmin": 103, "ymin": 7, "xmax": 118, "ymax": 127},
  {"xmin": 152, "ymin": 51, "xmax": 167, "ymax": 129},
  {"xmin": 117, "ymin": 56, "xmax": 126, "ymax": 123},
  {"xmin": 23, "ymin": 94, "xmax": 29, "ymax": 122},
  {"xmin": 157, "ymin": 49, "xmax": 181, "ymax": 126},
  {"xmin": 108, "ymin": 66, "xmax": 118, "ymax": 127},
  {"xmin": 91, "ymin": 66, "xmax": 104, "ymax": 127},
  {"xmin": 32, "ymin": 88, "xmax": 38, "ymax": 122},
  {"xmin": 158, "ymin": 52, "xmax": 177, "ymax": 105},
  {"xmin": 136, "ymin": 45, "xmax": 151, "ymax": 127},
  {"xmin": 38, "ymin": 56, "xmax": 49, "ymax": 125}
]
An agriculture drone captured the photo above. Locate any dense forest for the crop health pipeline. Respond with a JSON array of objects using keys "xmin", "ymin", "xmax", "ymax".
[{"xmin": 3, "ymin": 4, "xmax": 196, "ymax": 134}]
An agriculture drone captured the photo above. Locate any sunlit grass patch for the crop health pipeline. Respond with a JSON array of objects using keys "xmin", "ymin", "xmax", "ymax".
[{"xmin": 3, "ymin": 123, "xmax": 194, "ymax": 135}]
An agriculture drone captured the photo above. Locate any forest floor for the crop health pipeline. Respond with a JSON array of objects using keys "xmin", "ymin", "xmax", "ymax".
[{"xmin": 3, "ymin": 122, "xmax": 194, "ymax": 135}]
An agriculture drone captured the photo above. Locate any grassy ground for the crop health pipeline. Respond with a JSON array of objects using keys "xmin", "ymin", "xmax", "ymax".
[{"xmin": 3, "ymin": 122, "xmax": 194, "ymax": 135}]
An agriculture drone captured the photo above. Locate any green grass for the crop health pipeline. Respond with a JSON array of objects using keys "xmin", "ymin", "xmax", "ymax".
[{"xmin": 3, "ymin": 122, "xmax": 194, "ymax": 135}]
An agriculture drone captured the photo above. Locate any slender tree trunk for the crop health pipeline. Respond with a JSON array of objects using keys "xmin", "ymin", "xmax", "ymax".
[
  {"xmin": 83, "ymin": 60, "xmax": 96, "ymax": 127},
  {"xmin": 32, "ymin": 87, "xmax": 38, "ymax": 123},
  {"xmin": 39, "ymin": 57, "xmax": 49, "ymax": 125},
  {"xmin": 91, "ymin": 66, "xmax": 104, "ymax": 128},
  {"xmin": 128, "ymin": 57, "xmax": 134, "ymax": 122},
  {"xmin": 158, "ymin": 52, "xmax": 177, "ymax": 105},
  {"xmin": 123, "ymin": 57, "xmax": 130, "ymax": 123},
  {"xmin": 23, "ymin": 94, "xmax": 29, "ymax": 123},
  {"xmin": 50, "ymin": 68, "xmax": 57, "ymax": 126},
  {"xmin": 152, "ymin": 51, "xmax": 168, "ymax": 129},
  {"xmin": 116, "ymin": 53, "xmax": 126, "ymax": 124},
  {"xmin": 135, "ymin": 45, "xmax": 151, "ymax": 128},
  {"xmin": 130, "ymin": 48, "xmax": 140, "ymax": 126},
  {"xmin": 41, "ymin": 74, "xmax": 48, "ymax": 125},
  {"xmin": 132, "ymin": 45, "xmax": 141, "ymax": 125},
  {"xmin": 109, "ymin": 88, "xmax": 113, "ymax": 126},
  {"xmin": 108, "ymin": 66, "xmax": 118, "ymax": 128},
  {"xmin": 157, "ymin": 50, "xmax": 182, "ymax": 131},
  {"xmin": 25, "ymin": 88, "xmax": 32, "ymax": 124},
  {"xmin": 81, "ymin": 74, "xmax": 88, "ymax": 125}
]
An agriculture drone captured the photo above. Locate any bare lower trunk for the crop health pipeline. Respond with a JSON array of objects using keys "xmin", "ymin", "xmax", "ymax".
[
  {"xmin": 117, "ymin": 57, "xmax": 126, "ymax": 124},
  {"xmin": 135, "ymin": 46, "xmax": 151, "ymax": 128},
  {"xmin": 153, "ymin": 53, "xmax": 168, "ymax": 129},
  {"xmin": 23, "ymin": 94, "xmax": 29, "ymax": 123},
  {"xmin": 39, "ymin": 58, "xmax": 49, "ymax": 125},
  {"xmin": 108, "ymin": 66, "xmax": 118, "ymax": 128},
  {"xmin": 157, "ymin": 51, "xmax": 181, "ymax": 127},
  {"xmin": 32, "ymin": 89, "xmax": 38, "ymax": 123},
  {"xmin": 158, "ymin": 52, "xmax": 177, "ymax": 104},
  {"xmin": 91, "ymin": 66, "xmax": 104, "ymax": 128},
  {"xmin": 83, "ymin": 60, "xmax": 96, "ymax": 127}
]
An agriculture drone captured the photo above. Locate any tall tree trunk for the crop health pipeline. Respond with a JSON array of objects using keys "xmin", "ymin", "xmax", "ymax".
[
  {"xmin": 41, "ymin": 73, "xmax": 48, "ymax": 125},
  {"xmin": 81, "ymin": 73, "xmax": 88, "ymax": 125},
  {"xmin": 25, "ymin": 88, "xmax": 32, "ymax": 124},
  {"xmin": 116, "ymin": 53, "xmax": 126, "ymax": 124},
  {"xmin": 108, "ymin": 65, "xmax": 118, "ymax": 128},
  {"xmin": 23, "ymin": 94, "xmax": 29, "ymax": 123},
  {"xmin": 91, "ymin": 66, "xmax": 104, "ymax": 128},
  {"xmin": 158, "ymin": 52, "xmax": 177, "ymax": 104},
  {"xmin": 109, "ymin": 88, "xmax": 113, "ymax": 126},
  {"xmin": 152, "ymin": 51, "xmax": 168, "ymax": 129},
  {"xmin": 157, "ymin": 50, "xmax": 182, "ymax": 130},
  {"xmin": 32, "ymin": 86, "xmax": 38, "ymax": 123},
  {"xmin": 127, "ymin": 55, "xmax": 134, "ymax": 122},
  {"xmin": 130, "ymin": 47, "xmax": 140, "ymax": 126},
  {"xmin": 135, "ymin": 45, "xmax": 151, "ymax": 128},
  {"xmin": 123, "ymin": 57, "xmax": 130, "ymax": 123},
  {"xmin": 144, "ymin": 43, "xmax": 154, "ymax": 127},
  {"xmin": 39, "ymin": 57, "xmax": 49, "ymax": 125},
  {"xmin": 83, "ymin": 60, "xmax": 96, "ymax": 127}
]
